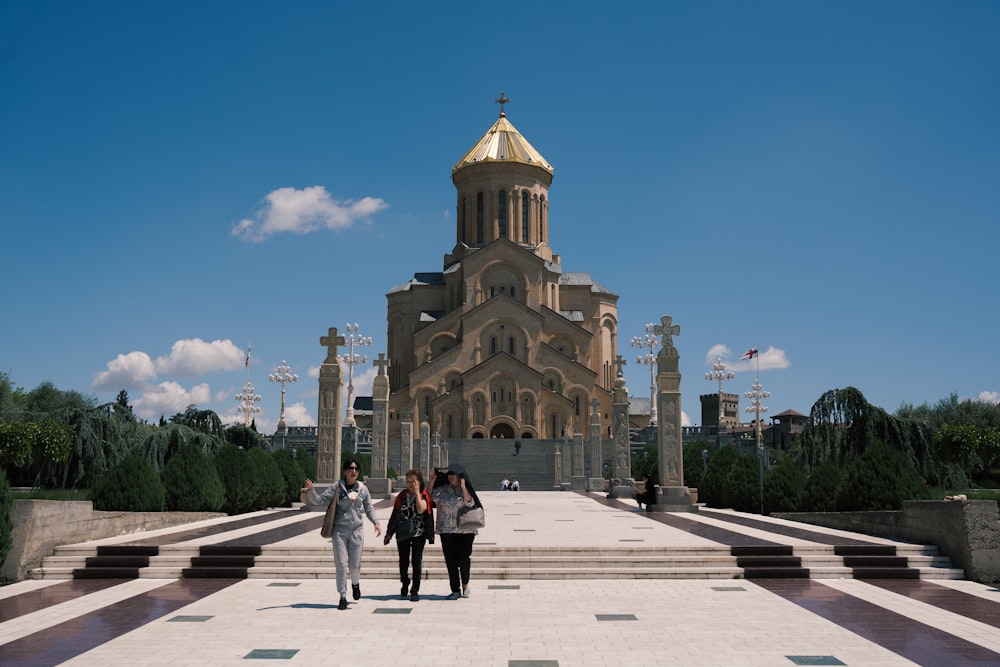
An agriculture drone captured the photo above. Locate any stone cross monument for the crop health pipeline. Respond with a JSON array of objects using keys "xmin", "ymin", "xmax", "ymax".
[
  {"xmin": 609, "ymin": 355, "xmax": 634, "ymax": 498},
  {"xmin": 420, "ymin": 418, "xmax": 431, "ymax": 481},
  {"xmin": 649, "ymin": 315, "xmax": 695, "ymax": 511},
  {"xmin": 366, "ymin": 352, "xmax": 391, "ymax": 497},
  {"xmin": 317, "ymin": 327, "xmax": 345, "ymax": 484}
]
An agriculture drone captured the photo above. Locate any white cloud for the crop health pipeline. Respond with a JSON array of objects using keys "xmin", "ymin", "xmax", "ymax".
[
  {"xmin": 350, "ymin": 366, "xmax": 377, "ymax": 398},
  {"xmin": 728, "ymin": 346, "xmax": 791, "ymax": 373},
  {"xmin": 132, "ymin": 381, "xmax": 212, "ymax": 420},
  {"xmin": 283, "ymin": 402, "xmax": 315, "ymax": 426},
  {"xmin": 92, "ymin": 351, "xmax": 157, "ymax": 391},
  {"xmin": 154, "ymin": 338, "xmax": 246, "ymax": 378},
  {"xmin": 307, "ymin": 365, "xmax": 321, "ymax": 379},
  {"xmin": 704, "ymin": 344, "xmax": 730, "ymax": 365},
  {"xmin": 977, "ymin": 391, "xmax": 999, "ymax": 404},
  {"xmin": 232, "ymin": 186, "xmax": 389, "ymax": 242}
]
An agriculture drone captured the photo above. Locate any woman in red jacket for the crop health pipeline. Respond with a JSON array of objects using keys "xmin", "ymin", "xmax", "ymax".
[{"xmin": 384, "ymin": 468, "xmax": 434, "ymax": 601}]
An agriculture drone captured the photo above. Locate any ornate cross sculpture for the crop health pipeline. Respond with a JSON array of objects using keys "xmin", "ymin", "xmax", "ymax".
[
  {"xmin": 614, "ymin": 354, "xmax": 627, "ymax": 377},
  {"xmin": 320, "ymin": 327, "xmax": 346, "ymax": 362},
  {"xmin": 653, "ymin": 315, "xmax": 681, "ymax": 348},
  {"xmin": 495, "ymin": 91, "xmax": 510, "ymax": 116},
  {"xmin": 373, "ymin": 352, "xmax": 390, "ymax": 376}
]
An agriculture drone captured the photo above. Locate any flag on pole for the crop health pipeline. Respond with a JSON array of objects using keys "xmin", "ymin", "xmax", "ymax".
[
  {"xmin": 245, "ymin": 342, "xmax": 251, "ymax": 368},
  {"xmin": 739, "ymin": 347, "xmax": 758, "ymax": 360}
]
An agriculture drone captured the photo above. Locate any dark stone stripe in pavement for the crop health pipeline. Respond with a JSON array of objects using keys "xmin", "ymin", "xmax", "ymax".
[
  {"xmin": 868, "ymin": 579, "xmax": 1000, "ymax": 629},
  {"xmin": 0, "ymin": 579, "xmax": 127, "ymax": 622},
  {"xmin": 756, "ymin": 579, "xmax": 1000, "ymax": 667},
  {"xmin": 0, "ymin": 579, "xmax": 238, "ymax": 667},
  {"xmin": 700, "ymin": 510, "xmax": 879, "ymax": 546},
  {"xmin": 116, "ymin": 509, "xmax": 302, "ymax": 546},
  {"xmin": 588, "ymin": 492, "xmax": 781, "ymax": 547}
]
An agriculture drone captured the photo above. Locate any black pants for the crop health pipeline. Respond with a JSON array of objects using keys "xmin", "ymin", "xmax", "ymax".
[
  {"xmin": 396, "ymin": 536, "xmax": 427, "ymax": 593},
  {"xmin": 440, "ymin": 533, "xmax": 475, "ymax": 593}
]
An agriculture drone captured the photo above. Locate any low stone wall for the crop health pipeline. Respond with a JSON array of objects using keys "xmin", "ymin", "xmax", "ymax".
[
  {"xmin": 775, "ymin": 499, "xmax": 1000, "ymax": 584},
  {"xmin": 2, "ymin": 499, "xmax": 225, "ymax": 582}
]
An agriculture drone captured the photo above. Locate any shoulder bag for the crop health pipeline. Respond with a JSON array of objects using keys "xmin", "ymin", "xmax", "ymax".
[{"xmin": 457, "ymin": 505, "xmax": 486, "ymax": 530}]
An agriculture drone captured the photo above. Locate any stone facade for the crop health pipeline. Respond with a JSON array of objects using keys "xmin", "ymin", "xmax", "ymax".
[{"xmin": 385, "ymin": 108, "xmax": 619, "ymax": 440}]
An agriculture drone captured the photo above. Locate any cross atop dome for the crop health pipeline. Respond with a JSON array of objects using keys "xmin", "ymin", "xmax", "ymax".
[{"xmin": 495, "ymin": 91, "xmax": 510, "ymax": 117}]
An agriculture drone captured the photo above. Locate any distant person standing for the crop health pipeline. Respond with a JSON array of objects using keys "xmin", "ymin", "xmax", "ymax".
[
  {"xmin": 510, "ymin": 478, "xmax": 519, "ymax": 491},
  {"xmin": 501, "ymin": 477, "xmax": 510, "ymax": 491},
  {"xmin": 514, "ymin": 439, "xmax": 521, "ymax": 456}
]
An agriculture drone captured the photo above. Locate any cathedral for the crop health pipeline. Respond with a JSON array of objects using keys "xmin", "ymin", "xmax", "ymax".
[{"xmin": 384, "ymin": 99, "xmax": 620, "ymax": 440}]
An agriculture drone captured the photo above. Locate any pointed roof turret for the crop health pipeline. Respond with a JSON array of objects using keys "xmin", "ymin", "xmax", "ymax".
[{"xmin": 452, "ymin": 92, "xmax": 553, "ymax": 176}]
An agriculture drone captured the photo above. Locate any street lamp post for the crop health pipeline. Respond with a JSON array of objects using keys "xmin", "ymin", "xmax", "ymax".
[
  {"xmin": 705, "ymin": 358, "xmax": 735, "ymax": 447},
  {"xmin": 268, "ymin": 360, "xmax": 298, "ymax": 431},
  {"xmin": 341, "ymin": 323, "xmax": 372, "ymax": 427},
  {"xmin": 236, "ymin": 379, "xmax": 261, "ymax": 428},
  {"xmin": 745, "ymin": 377, "xmax": 770, "ymax": 514},
  {"xmin": 631, "ymin": 323, "xmax": 661, "ymax": 426}
]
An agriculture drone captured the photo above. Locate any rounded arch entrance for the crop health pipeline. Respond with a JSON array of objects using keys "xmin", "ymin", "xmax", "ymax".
[{"xmin": 489, "ymin": 422, "xmax": 516, "ymax": 439}]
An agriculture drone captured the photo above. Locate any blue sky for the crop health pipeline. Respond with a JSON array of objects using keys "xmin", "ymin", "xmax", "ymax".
[{"xmin": 2, "ymin": 1, "xmax": 998, "ymax": 431}]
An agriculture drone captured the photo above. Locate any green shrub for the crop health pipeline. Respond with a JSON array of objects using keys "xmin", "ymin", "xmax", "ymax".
[
  {"xmin": 214, "ymin": 445, "xmax": 261, "ymax": 515},
  {"xmin": 801, "ymin": 461, "xmax": 843, "ymax": 512},
  {"xmin": 722, "ymin": 453, "xmax": 760, "ymax": 513},
  {"xmin": 0, "ymin": 468, "xmax": 13, "ymax": 569},
  {"xmin": 248, "ymin": 447, "xmax": 284, "ymax": 508},
  {"xmin": 293, "ymin": 448, "xmax": 316, "ymax": 481},
  {"xmin": 272, "ymin": 449, "xmax": 305, "ymax": 506},
  {"xmin": 835, "ymin": 439, "xmax": 929, "ymax": 511},
  {"xmin": 162, "ymin": 444, "xmax": 225, "ymax": 512},
  {"xmin": 699, "ymin": 445, "xmax": 741, "ymax": 507},
  {"xmin": 764, "ymin": 456, "xmax": 806, "ymax": 513},
  {"xmin": 90, "ymin": 453, "xmax": 166, "ymax": 511}
]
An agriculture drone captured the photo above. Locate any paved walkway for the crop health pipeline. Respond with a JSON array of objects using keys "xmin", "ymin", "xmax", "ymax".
[{"xmin": 2, "ymin": 491, "xmax": 1000, "ymax": 666}]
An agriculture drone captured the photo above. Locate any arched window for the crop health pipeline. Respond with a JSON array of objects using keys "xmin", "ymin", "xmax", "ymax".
[
  {"xmin": 498, "ymin": 190, "xmax": 507, "ymax": 238},
  {"xmin": 521, "ymin": 191, "xmax": 529, "ymax": 242},
  {"xmin": 490, "ymin": 336, "xmax": 497, "ymax": 355},
  {"xmin": 476, "ymin": 193, "xmax": 484, "ymax": 244},
  {"xmin": 508, "ymin": 336, "xmax": 515, "ymax": 354}
]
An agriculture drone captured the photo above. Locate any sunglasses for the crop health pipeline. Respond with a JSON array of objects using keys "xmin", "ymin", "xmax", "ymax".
[{"xmin": 346, "ymin": 466, "xmax": 360, "ymax": 471}]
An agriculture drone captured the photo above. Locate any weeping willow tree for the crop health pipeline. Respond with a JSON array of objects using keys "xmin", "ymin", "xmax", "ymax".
[
  {"xmin": 798, "ymin": 387, "xmax": 939, "ymax": 485},
  {"xmin": 140, "ymin": 423, "xmax": 226, "ymax": 471},
  {"xmin": 169, "ymin": 405, "xmax": 226, "ymax": 439}
]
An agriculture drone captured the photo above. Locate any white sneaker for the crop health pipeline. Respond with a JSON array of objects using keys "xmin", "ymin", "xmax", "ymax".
[{"xmin": 462, "ymin": 586, "xmax": 470, "ymax": 598}]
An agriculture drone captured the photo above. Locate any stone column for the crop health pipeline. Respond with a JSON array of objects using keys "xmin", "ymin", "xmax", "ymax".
[
  {"xmin": 432, "ymin": 432, "xmax": 441, "ymax": 470},
  {"xmin": 420, "ymin": 419, "xmax": 431, "ymax": 481},
  {"xmin": 649, "ymin": 315, "xmax": 696, "ymax": 512},
  {"xmin": 400, "ymin": 407, "xmax": 413, "ymax": 477},
  {"xmin": 440, "ymin": 439, "xmax": 449, "ymax": 469},
  {"xmin": 570, "ymin": 428, "xmax": 586, "ymax": 490},
  {"xmin": 587, "ymin": 398, "xmax": 604, "ymax": 491},
  {"xmin": 554, "ymin": 441, "xmax": 563, "ymax": 489},
  {"xmin": 316, "ymin": 327, "xmax": 346, "ymax": 486},
  {"xmin": 366, "ymin": 353, "xmax": 391, "ymax": 497}
]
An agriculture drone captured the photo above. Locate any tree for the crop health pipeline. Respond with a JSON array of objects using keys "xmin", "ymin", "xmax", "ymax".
[
  {"xmin": 699, "ymin": 445, "xmax": 742, "ymax": 508},
  {"xmin": 162, "ymin": 444, "xmax": 224, "ymax": 512},
  {"xmin": 764, "ymin": 455, "xmax": 805, "ymax": 513},
  {"xmin": 800, "ymin": 387, "xmax": 937, "ymax": 484},
  {"xmin": 834, "ymin": 439, "xmax": 929, "ymax": 511},
  {"xmin": 90, "ymin": 453, "xmax": 166, "ymax": 512},
  {"xmin": 169, "ymin": 405, "xmax": 225, "ymax": 439},
  {"xmin": 225, "ymin": 423, "xmax": 269, "ymax": 450}
]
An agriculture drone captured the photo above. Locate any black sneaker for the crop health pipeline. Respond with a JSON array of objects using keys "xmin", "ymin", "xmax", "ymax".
[
  {"xmin": 338, "ymin": 597, "xmax": 347, "ymax": 610},
  {"xmin": 446, "ymin": 591, "xmax": 461, "ymax": 600},
  {"xmin": 410, "ymin": 592, "xmax": 419, "ymax": 602},
  {"xmin": 401, "ymin": 584, "xmax": 408, "ymax": 598},
  {"xmin": 352, "ymin": 584, "xmax": 361, "ymax": 600}
]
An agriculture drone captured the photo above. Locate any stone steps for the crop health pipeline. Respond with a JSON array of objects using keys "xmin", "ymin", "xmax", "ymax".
[{"xmin": 31, "ymin": 543, "xmax": 964, "ymax": 581}]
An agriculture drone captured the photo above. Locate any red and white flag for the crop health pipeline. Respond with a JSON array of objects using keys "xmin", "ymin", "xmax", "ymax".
[
  {"xmin": 245, "ymin": 342, "xmax": 251, "ymax": 368},
  {"xmin": 739, "ymin": 347, "xmax": 758, "ymax": 360}
]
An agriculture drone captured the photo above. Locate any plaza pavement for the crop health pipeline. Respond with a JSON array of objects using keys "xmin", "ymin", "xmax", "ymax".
[{"xmin": 1, "ymin": 491, "xmax": 999, "ymax": 666}]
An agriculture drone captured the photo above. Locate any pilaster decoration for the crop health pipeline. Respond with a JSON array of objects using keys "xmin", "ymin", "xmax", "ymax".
[
  {"xmin": 612, "ymin": 369, "xmax": 631, "ymax": 481},
  {"xmin": 588, "ymin": 397, "xmax": 602, "ymax": 479}
]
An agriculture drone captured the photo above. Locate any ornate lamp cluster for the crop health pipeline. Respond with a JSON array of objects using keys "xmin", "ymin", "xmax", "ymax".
[
  {"xmin": 705, "ymin": 358, "xmax": 735, "ymax": 444},
  {"xmin": 745, "ymin": 378, "xmax": 770, "ymax": 448},
  {"xmin": 235, "ymin": 379, "xmax": 261, "ymax": 427},
  {"xmin": 630, "ymin": 323, "xmax": 661, "ymax": 426},
  {"xmin": 268, "ymin": 360, "xmax": 298, "ymax": 429},
  {"xmin": 341, "ymin": 323, "xmax": 372, "ymax": 426}
]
